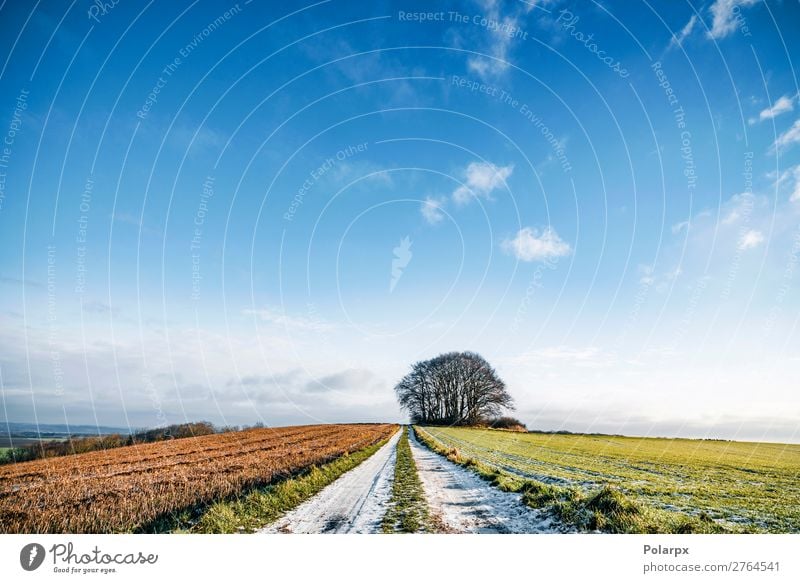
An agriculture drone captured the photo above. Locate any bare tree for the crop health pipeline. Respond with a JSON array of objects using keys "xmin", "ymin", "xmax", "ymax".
[{"xmin": 394, "ymin": 352, "xmax": 513, "ymax": 425}]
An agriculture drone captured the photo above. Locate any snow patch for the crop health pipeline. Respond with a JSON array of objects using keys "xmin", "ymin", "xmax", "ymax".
[{"xmin": 260, "ymin": 429, "xmax": 401, "ymax": 534}]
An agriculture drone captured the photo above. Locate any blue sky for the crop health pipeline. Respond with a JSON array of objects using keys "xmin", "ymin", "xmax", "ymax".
[{"xmin": 0, "ymin": 0, "xmax": 799, "ymax": 441}]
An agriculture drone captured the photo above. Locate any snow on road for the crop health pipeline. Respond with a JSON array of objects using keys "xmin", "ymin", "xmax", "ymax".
[
  {"xmin": 260, "ymin": 429, "xmax": 401, "ymax": 534},
  {"xmin": 409, "ymin": 429, "xmax": 565, "ymax": 533},
  {"xmin": 261, "ymin": 427, "xmax": 566, "ymax": 535}
]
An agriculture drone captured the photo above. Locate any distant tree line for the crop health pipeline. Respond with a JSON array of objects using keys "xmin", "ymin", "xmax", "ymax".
[
  {"xmin": 0, "ymin": 421, "xmax": 221, "ymax": 465},
  {"xmin": 394, "ymin": 351, "xmax": 515, "ymax": 426}
]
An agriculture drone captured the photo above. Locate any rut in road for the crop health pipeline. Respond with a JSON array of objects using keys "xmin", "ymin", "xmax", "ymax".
[
  {"xmin": 409, "ymin": 429, "xmax": 566, "ymax": 533},
  {"xmin": 260, "ymin": 429, "xmax": 401, "ymax": 533}
]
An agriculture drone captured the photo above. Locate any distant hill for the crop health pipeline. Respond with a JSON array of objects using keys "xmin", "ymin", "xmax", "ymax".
[{"xmin": 1, "ymin": 421, "xmax": 133, "ymax": 437}]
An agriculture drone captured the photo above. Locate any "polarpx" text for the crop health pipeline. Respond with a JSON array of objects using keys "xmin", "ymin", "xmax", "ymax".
[{"xmin": 644, "ymin": 544, "xmax": 690, "ymax": 556}]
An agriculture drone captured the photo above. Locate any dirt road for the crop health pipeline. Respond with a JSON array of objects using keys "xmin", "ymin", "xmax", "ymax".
[
  {"xmin": 408, "ymin": 429, "xmax": 563, "ymax": 533},
  {"xmin": 260, "ymin": 426, "xmax": 564, "ymax": 534},
  {"xmin": 260, "ymin": 428, "xmax": 401, "ymax": 533}
]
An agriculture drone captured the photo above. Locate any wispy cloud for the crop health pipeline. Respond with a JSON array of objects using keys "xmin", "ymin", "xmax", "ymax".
[
  {"xmin": 81, "ymin": 300, "xmax": 118, "ymax": 316},
  {"xmin": 737, "ymin": 229, "xmax": 764, "ymax": 250},
  {"xmin": 330, "ymin": 160, "xmax": 394, "ymax": 187},
  {"xmin": 467, "ymin": 0, "xmax": 512, "ymax": 78},
  {"xmin": 772, "ymin": 119, "xmax": 800, "ymax": 153},
  {"xmin": 638, "ymin": 264, "xmax": 656, "ymax": 286},
  {"xmin": 453, "ymin": 161, "xmax": 514, "ymax": 205},
  {"xmin": 419, "ymin": 160, "xmax": 513, "ymax": 226},
  {"xmin": 671, "ymin": 219, "xmax": 691, "ymax": 235},
  {"xmin": 638, "ymin": 264, "xmax": 682, "ymax": 290},
  {"xmin": 721, "ymin": 192, "xmax": 757, "ymax": 225},
  {"xmin": 242, "ymin": 307, "xmax": 331, "ymax": 332},
  {"xmin": 169, "ymin": 124, "xmax": 225, "ymax": 155},
  {"xmin": 771, "ymin": 164, "xmax": 800, "ymax": 203},
  {"xmin": 669, "ymin": 14, "xmax": 697, "ymax": 49},
  {"xmin": 502, "ymin": 226, "xmax": 571, "ymax": 262},
  {"xmin": 750, "ymin": 94, "xmax": 796, "ymax": 125},
  {"xmin": 502, "ymin": 346, "xmax": 608, "ymax": 368},
  {"xmin": 112, "ymin": 212, "xmax": 144, "ymax": 227},
  {"xmin": 791, "ymin": 168, "xmax": 800, "ymax": 204},
  {"xmin": 420, "ymin": 196, "xmax": 446, "ymax": 224},
  {"xmin": 111, "ymin": 212, "xmax": 161, "ymax": 236},
  {"xmin": 464, "ymin": 0, "xmax": 535, "ymax": 79},
  {"xmin": 0, "ymin": 275, "xmax": 42, "ymax": 288},
  {"xmin": 707, "ymin": 0, "xmax": 758, "ymax": 40}
]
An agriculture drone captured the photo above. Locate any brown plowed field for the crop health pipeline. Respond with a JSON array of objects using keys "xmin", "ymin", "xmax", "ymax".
[{"xmin": 0, "ymin": 423, "xmax": 396, "ymax": 533}]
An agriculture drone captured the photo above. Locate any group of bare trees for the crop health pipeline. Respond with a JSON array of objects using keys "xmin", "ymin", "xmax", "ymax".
[{"xmin": 394, "ymin": 351, "xmax": 513, "ymax": 425}]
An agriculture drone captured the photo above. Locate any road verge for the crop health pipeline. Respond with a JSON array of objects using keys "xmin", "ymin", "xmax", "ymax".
[
  {"xmin": 171, "ymin": 435, "xmax": 393, "ymax": 533},
  {"xmin": 413, "ymin": 426, "xmax": 736, "ymax": 534}
]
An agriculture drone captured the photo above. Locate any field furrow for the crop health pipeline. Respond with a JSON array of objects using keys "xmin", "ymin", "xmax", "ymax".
[{"xmin": 0, "ymin": 423, "xmax": 396, "ymax": 533}]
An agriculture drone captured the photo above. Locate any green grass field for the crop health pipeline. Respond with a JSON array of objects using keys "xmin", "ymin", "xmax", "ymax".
[{"xmin": 420, "ymin": 426, "xmax": 800, "ymax": 533}]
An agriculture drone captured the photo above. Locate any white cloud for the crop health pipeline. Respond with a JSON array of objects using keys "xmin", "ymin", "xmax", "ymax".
[
  {"xmin": 420, "ymin": 160, "xmax": 514, "ymax": 226},
  {"xmin": 638, "ymin": 264, "xmax": 656, "ymax": 285},
  {"xmin": 707, "ymin": 0, "xmax": 758, "ymax": 39},
  {"xmin": 774, "ymin": 164, "xmax": 800, "ymax": 203},
  {"xmin": 738, "ymin": 229, "xmax": 764, "ymax": 250},
  {"xmin": 453, "ymin": 161, "xmax": 514, "ymax": 205},
  {"xmin": 331, "ymin": 161, "xmax": 393, "ymax": 187},
  {"xmin": 669, "ymin": 14, "xmax": 697, "ymax": 48},
  {"xmin": 638, "ymin": 264, "xmax": 682, "ymax": 290},
  {"xmin": 467, "ymin": 57, "xmax": 503, "ymax": 79},
  {"xmin": 242, "ymin": 307, "xmax": 331, "ymax": 332},
  {"xmin": 791, "ymin": 166, "xmax": 800, "ymax": 203},
  {"xmin": 502, "ymin": 226, "xmax": 571, "ymax": 262},
  {"xmin": 111, "ymin": 212, "xmax": 161, "ymax": 235},
  {"xmin": 750, "ymin": 94, "xmax": 796, "ymax": 125},
  {"xmin": 169, "ymin": 124, "xmax": 224, "ymax": 154},
  {"xmin": 502, "ymin": 346, "xmax": 608, "ymax": 369},
  {"xmin": 420, "ymin": 196, "xmax": 446, "ymax": 224},
  {"xmin": 772, "ymin": 119, "xmax": 800, "ymax": 153},
  {"xmin": 720, "ymin": 192, "xmax": 756, "ymax": 225},
  {"xmin": 465, "ymin": 0, "xmax": 531, "ymax": 79},
  {"xmin": 671, "ymin": 220, "xmax": 691, "ymax": 234}
]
